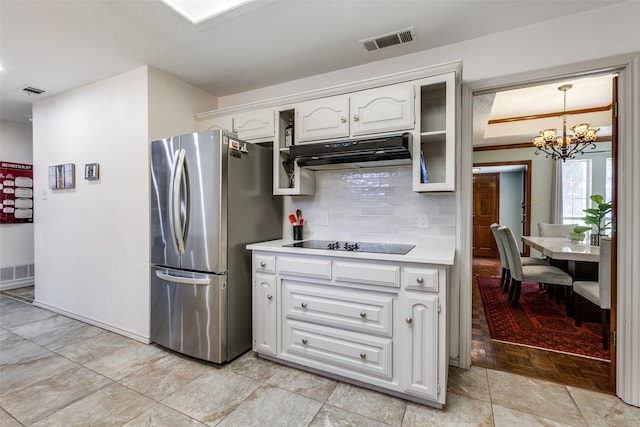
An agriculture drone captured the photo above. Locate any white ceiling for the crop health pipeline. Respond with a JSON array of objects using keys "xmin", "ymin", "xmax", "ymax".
[
  {"xmin": 474, "ymin": 74, "xmax": 615, "ymax": 147},
  {"xmin": 0, "ymin": 0, "xmax": 620, "ymax": 137}
]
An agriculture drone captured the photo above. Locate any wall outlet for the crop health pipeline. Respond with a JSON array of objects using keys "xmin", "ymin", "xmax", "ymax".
[
  {"xmin": 320, "ymin": 211, "xmax": 329, "ymax": 226},
  {"xmin": 418, "ymin": 213, "xmax": 429, "ymax": 228}
]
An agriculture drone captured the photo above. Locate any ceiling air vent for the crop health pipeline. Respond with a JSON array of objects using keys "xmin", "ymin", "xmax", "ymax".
[
  {"xmin": 359, "ymin": 27, "xmax": 417, "ymax": 52},
  {"xmin": 22, "ymin": 86, "xmax": 46, "ymax": 95}
]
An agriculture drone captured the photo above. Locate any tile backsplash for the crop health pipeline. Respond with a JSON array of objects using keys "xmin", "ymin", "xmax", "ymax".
[{"xmin": 283, "ymin": 166, "xmax": 456, "ymax": 245}]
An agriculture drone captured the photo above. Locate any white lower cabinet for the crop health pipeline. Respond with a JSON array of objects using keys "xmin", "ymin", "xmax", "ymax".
[
  {"xmin": 252, "ymin": 273, "xmax": 277, "ymax": 356},
  {"xmin": 251, "ymin": 251, "xmax": 448, "ymax": 407},
  {"xmin": 400, "ymin": 292, "xmax": 439, "ymax": 401}
]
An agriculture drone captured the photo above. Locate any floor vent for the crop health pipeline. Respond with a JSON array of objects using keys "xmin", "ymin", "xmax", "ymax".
[
  {"xmin": 359, "ymin": 27, "xmax": 417, "ymax": 52},
  {"xmin": 22, "ymin": 86, "xmax": 46, "ymax": 95}
]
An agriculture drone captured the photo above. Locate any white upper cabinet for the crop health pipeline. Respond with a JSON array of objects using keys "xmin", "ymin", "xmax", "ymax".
[
  {"xmin": 412, "ymin": 72, "xmax": 458, "ymax": 192},
  {"xmin": 197, "ymin": 109, "xmax": 274, "ymax": 142},
  {"xmin": 296, "ymin": 83, "xmax": 415, "ymax": 144},
  {"xmin": 195, "ymin": 61, "xmax": 461, "ymax": 194},
  {"xmin": 350, "ymin": 84, "xmax": 415, "ymax": 136},
  {"xmin": 198, "ymin": 115, "xmax": 233, "ymax": 133},
  {"xmin": 232, "ymin": 108, "xmax": 275, "ymax": 141},
  {"xmin": 296, "ymin": 95, "xmax": 350, "ymax": 143}
]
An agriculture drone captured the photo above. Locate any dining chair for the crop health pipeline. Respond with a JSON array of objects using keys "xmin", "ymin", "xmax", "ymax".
[
  {"xmin": 538, "ymin": 223, "xmax": 574, "ymax": 238},
  {"xmin": 573, "ymin": 237, "xmax": 611, "ymax": 349},
  {"xmin": 497, "ymin": 226, "xmax": 573, "ymax": 309},
  {"xmin": 490, "ymin": 223, "xmax": 547, "ymax": 293}
]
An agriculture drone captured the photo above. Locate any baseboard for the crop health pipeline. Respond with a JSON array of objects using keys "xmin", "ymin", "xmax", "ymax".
[
  {"xmin": 0, "ymin": 279, "xmax": 34, "ymax": 291},
  {"xmin": 32, "ymin": 300, "xmax": 150, "ymax": 344}
]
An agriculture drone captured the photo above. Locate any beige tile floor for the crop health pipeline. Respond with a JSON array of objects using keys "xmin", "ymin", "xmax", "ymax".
[{"xmin": 2, "ymin": 290, "xmax": 640, "ymax": 426}]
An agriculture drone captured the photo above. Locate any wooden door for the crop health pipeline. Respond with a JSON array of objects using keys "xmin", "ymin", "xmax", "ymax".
[{"xmin": 473, "ymin": 173, "xmax": 499, "ymax": 258}]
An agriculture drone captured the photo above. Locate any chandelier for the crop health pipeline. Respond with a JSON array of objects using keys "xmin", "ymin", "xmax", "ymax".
[{"xmin": 531, "ymin": 84, "xmax": 599, "ymax": 162}]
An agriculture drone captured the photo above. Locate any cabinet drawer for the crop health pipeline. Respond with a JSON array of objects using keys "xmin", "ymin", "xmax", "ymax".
[
  {"xmin": 334, "ymin": 261, "xmax": 400, "ymax": 288},
  {"xmin": 277, "ymin": 256, "xmax": 331, "ymax": 280},
  {"xmin": 254, "ymin": 254, "xmax": 276, "ymax": 274},
  {"xmin": 283, "ymin": 281, "xmax": 393, "ymax": 337},
  {"xmin": 283, "ymin": 320, "xmax": 392, "ymax": 380},
  {"xmin": 402, "ymin": 267, "xmax": 439, "ymax": 292}
]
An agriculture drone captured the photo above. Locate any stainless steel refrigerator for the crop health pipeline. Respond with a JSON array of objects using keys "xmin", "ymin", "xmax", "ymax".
[{"xmin": 150, "ymin": 130, "xmax": 282, "ymax": 363}]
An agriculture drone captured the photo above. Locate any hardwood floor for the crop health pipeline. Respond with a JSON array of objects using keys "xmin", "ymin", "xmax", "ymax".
[{"xmin": 472, "ymin": 257, "xmax": 613, "ymax": 393}]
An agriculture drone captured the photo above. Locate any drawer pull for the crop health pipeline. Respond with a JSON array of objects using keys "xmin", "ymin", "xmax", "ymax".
[
  {"xmin": 340, "ymin": 116, "xmax": 346, "ymax": 123},
  {"xmin": 360, "ymin": 312, "xmax": 367, "ymax": 318},
  {"xmin": 353, "ymin": 114, "xmax": 359, "ymax": 122},
  {"xmin": 266, "ymin": 294, "xmax": 272, "ymax": 300},
  {"xmin": 302, "ymin": 338, "xmax": 308, "ymax": 345},
  {"xmin": 260, "ymin": 261, "xmax": 266, "ymax": 268},
  {"xmin": 301, "ymin": 302, "xmax": 307, "ymax": 308},
  {"xmin": 360, "ymin": 352, "xmax": 367, "ymax": 359},
  {"xmin": 416, "ymin": 276, "xmax": 424, "ymax": 284},
  {"xmin": 406, "ymin": 317, "xmax": 413, "ymax": 324}
]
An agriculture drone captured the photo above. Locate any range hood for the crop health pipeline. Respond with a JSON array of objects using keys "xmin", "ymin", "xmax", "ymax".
[{"xmin": 289, "ymin": 133, "xmax": 412, "ymax": 170}]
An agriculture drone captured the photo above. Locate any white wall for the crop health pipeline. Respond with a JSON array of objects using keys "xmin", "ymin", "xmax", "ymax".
[
  {"xmin": 499, "ymin": 171, "xmax": 524, "ymax": 250},
  {"xmin": 32, "ymin": 66, "xmax": 217, "ymax": 341},
  {"xmin": 148, "ymin": 67, "xmax": 218, "ymax": 141},
  {"xmin": 217, "ymin": 3, "xmax": 640, "ymax": 109},
  {"xmin": 0, "ymin": 119, "xmax": 34, "ymax": 289}
]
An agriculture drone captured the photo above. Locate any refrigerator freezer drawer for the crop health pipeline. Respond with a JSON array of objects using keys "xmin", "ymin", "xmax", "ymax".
[{"xmin": 150, "ymin": 266, "xmax": 227, "ymax": 363}]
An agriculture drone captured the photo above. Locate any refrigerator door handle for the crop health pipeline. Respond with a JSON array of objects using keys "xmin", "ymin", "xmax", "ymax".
[
  {"xmin": 170, "ymin": 148, "xmax": 188, "ymax": 254},
  {"xmin": 155, "ymin": 270, "xmax": 211, "ymax": 286},
  {"xmin": 168, "ymin": 149, "xmax": 181, "ymax": 255}
]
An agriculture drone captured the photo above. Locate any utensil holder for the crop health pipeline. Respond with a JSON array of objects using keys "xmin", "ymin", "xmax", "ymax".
[{"xmin": 293, "ymin": 225, "xmax": 303, "ymax": 240}]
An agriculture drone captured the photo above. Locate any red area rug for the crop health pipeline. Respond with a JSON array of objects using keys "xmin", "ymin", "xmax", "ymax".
[{"xmin": 477, "ymin": 275, "xmax": 610, "ymax": 361}]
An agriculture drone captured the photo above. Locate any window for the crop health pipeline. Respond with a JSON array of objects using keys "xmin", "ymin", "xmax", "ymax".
[
  {"xmin": 605, "ymin": 157, "xmax": 613, "ymax": 203},
  {"xmin": 562, "ymin": 159, "xmax": 592, "ymax": 225}
]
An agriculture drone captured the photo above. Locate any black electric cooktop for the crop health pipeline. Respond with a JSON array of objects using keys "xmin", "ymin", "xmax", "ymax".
[{"xmin": 283, "ymin": 240, "xmax": 415, "ymax": 255}]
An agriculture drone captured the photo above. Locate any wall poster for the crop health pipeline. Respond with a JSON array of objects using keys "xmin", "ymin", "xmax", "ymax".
[{"xmin": 0, "ymin": 161, "xmax": 33, "ymax": 224}]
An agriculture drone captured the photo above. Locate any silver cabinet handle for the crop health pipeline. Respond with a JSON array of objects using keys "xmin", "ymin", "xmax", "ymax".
[
  {"xmin": 340, "ymin": 116, "xmax": 346, "ymax": 123},
  {"xmin": 406, "ymin": 317, "xmax": 413, "ymax": 324},
  {"xmin": 360, "ymin": 312, "xmax": 366, "ymax": 318},
  {"xmin": 260, "ymin": 261, "xmax": 266, "ymax": 267},
  {"xmin": 360, "ymin": 352, "xmax": 367, "ymax": 359},
  {"xmin": 353, "ymin": 114, "xmax": 359, "ymax": 121},
  {"xmin": 302, "ymin": 338, "xmax": 308, "ymax": 345},
  {"xmin": 416, "ymin": 276, "xmax": 424, "ymax": 284},
  {"xmin": 301, "ymin": 302, "xmax": 307, "ymax": 308},
  {"xmin": 266, "ymin": 294, "xmax": 272, "ymax": 300}
]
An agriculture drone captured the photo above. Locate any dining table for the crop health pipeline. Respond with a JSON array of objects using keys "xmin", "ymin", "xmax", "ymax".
[
  {"xmin": 521, "ymin": 236, "xmax": 600, "ymax": 263},
  {"xmin": 521, "ymin": 235, "xmax": 600, "ymax": 280}
]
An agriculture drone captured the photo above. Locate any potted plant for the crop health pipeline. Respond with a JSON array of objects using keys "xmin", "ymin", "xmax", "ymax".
[{"xmin": 582, "ymin": 194, "xmax": 612, "ymax": 246}]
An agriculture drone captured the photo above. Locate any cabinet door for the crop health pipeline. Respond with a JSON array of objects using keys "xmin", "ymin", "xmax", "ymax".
[
  {"xmin": 233, "ymin": 108, "xmax": 275, "ymax": 141},
  {"xmin": 198, "ymin": 115, "xmax": 233, "ymax": 133},
  {"xmin": 350, "ymin": 84, "xmax": 415, "ymax": 136},
  {"xmin": 400, "ymin": 292, "xmax": 439, "ymax": 401},
  {"xmin": 413, "ymin": 71, "xmax": 457, "ymax": 192},
  {"xmin": 296, "ymin": 95, "xmax": 350, "ymax": 143},
  {"xmin": 253, "ymin": 273, "xmax": 277, "ymax": 355}
]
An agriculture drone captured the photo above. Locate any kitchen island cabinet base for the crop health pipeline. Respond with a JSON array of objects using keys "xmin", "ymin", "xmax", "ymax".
[
  {"xmin": 248, "ymin": 241, "xmax": 452, "ymax": 408},
  {"xmin": 256, "ymin": 353, "xmax": 444, "ymax": 409}
]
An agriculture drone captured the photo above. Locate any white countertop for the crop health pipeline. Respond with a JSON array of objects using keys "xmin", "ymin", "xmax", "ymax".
[{"xmin": 246, "ymin": 239, "xmax": 455, "ymax": 265}]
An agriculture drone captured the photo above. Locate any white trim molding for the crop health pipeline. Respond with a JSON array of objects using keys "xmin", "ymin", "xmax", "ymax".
[
  {"xmin": 33, "ymin": 300, "xmax": 150, "ymax": 344},
  {"xmin": 461, "ymin": 53, "xmax": 640, "ymax": 406},
  {"xmin": 615, "ymin": 53, "xmax": 640, "ymax": 407}
]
